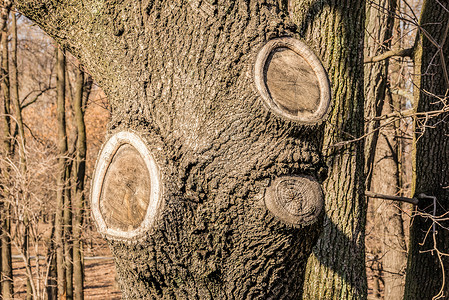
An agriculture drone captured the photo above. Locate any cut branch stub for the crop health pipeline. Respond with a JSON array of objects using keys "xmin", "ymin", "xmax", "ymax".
[
  {"xmin": 265, "ymin": 176, "xmax": 324, "ymax": 227},
  {"xmin": 254, "ymin": 37, "xmax": 331, "ymax": 124},
  {"xmin": 91, "ymin": 131, "xmax": 162, "ymax": 241}
]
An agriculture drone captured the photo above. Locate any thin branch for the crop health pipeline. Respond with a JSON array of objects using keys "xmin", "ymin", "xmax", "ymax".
[
  {"xmin": 21, "ymin": 87, "xmax": 54, "ymax": 109},
  {"xmin": 365, "ymin": 47, "xmax": 414, "ymax": 63},
  {"xmin": 365, "ymin": 191, "xmax": 419, "ymax": 205}
]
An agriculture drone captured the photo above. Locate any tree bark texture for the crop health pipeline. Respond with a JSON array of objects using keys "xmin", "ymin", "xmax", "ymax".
[
  {"xmin": 405, "ymin": 1, "xmax": 449, "ymax": 299},
  {"xmin": 13, "ymin": 1, "xmax": 337, "ymax": 298},
  {"xmin": 289, "ymin": 1, "xmax": 367, "ymax": 299}
]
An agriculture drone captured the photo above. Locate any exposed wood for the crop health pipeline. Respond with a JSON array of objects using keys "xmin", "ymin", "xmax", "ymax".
[
  {"xmin": 265, "ymin": 175, "xmax": 324, "ymax": 227},
  {"xmin": 254, "ymin": 37, "xmax": 331, "ymax": 124},
  {"xmin": 100, "ymin": 144, "xmax": 152, "ymax": 231},
  {"xmin": 91, "ymin": 131, "xmax": 161, "ymax": 241},
  {"xmin": 266, "ymin": 48, "xmax": 320, "ymax": 113}
]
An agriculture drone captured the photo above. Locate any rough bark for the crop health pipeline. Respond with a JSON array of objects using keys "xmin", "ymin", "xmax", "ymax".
[
  {"xmin": 288, "ymin": 1, "xmax": 367, "ymax": 299},
  {"xmin": 13, "ymin": 1, "xmax": 345, "ymax": 298},
  {"xmin": 404, "ymin": 1, "xmax": 449, "ymax": 299}
]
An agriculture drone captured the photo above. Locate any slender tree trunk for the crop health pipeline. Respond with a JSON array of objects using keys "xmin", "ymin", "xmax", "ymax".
[
  {"xmin": 364, "ymin": 0, "xmax": 395, "ymax": 187},
  {"xmin": 404, "ymin": 1, "xmax": 449, "ymax": 299},
  {"xmin": 0, "ymin": 12, "xmax": 13, "ymax": 299},
  {"xmin": 11, "ymin": 12, "xmax": 34, "ymax": 299},
  {"xmin": 0, "ymin": 4, "xmax": 12, "ymax": 296},
  {"xmin": 288, "ymin": 1, "xmax": 367, "ymax": 298},
  {"xmin": 46, "ymin": 216, "xmax": 57, "ymax": 300},
  {"xmin": 378, "ymin": 5, "xmax": 408, "ymax": 298},
  {"xmin": 72, "ymin": 63, "xmax": 86, "ymax": 300},
  {"xmin": 55, "ymin": 46, "xmax": 67, "ymax": 299},
  {"xmin": 370, "ymin": 94, "xmax": 407, "ymax": 300},
  {"xmin": 0, "ymin": 7, "xmax": 10, "ymax": 154},
  {"xmin": 64, "ymin": 163, "xmax": 73, "ymax": 300},
  {"xmin": 364, "ymin": 1, "xmax": 407, "ymax": 299},
  {"xmin": 1, "ymin": 202, "xmax": 13, "ymax": 299}
]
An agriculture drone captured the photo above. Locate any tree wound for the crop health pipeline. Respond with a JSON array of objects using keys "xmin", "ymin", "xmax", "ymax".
[
  {"xmin": 265, "ymin": 176, "xmax": 324, "ymax": 227},
  {"xmin": 91, "ymin": 131, "xmax": 162, "ymax": 241},
  {"xmin": 255, "ymin": 38, "xmax": 331, "ymax": 124},
  {"xmin": 100, "ymin": 144, "xmax": 151, "ymax": 232}
]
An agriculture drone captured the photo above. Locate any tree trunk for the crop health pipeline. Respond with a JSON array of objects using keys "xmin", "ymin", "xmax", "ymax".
[
  {"xmin": 11, "ymin": 12, "xmax": 34, "ymax": 300},
  {"xmin": 72, "ymin": 63, "xmax": 86, "ymax": 300},
  {"xmin": 404, "ymin": 1, "xmax": 449, "ymax": 299},
  {"xmin": 55, "ymin": 46, "xmax": 67, "ymax": 299},
  {"xmin": 64, "ymin": 164, "xmax": 73, "ymax": 300},
  {"xmin": 46, "ymin": 216, "xmax": 57, "ymax": 300},
  {"xmin": 0, "ymin": 4, "xmax": 11, "ymax": 295},
  {"xmin": 1, "ymin": 203, "xmax": 13, "ymax": 299},
  {"xmin": 364, "ymin": 1, "xmax": 408, "ymax": 299},
  {"xmin": 0, "ymin": 12, "xmax": 13, "ymax": 299},
  {"xmin": 12, "ymin": 0, "xmax": 367, "ymax": 298},
  {"xmin": 0, "ymin": 7, "xmax": 10, "ymax": 154},
  {"xmin": 288, "ymin": 1, "xmax": 367, "ymax": 299}
]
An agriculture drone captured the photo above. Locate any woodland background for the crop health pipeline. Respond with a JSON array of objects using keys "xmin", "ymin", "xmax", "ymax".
[{"xmin": 0, "ymin": 0, "xmax": 448, "ymax": 299}]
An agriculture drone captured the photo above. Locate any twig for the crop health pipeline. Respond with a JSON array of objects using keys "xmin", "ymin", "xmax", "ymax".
[
  {"xmin": 365, "ymin": 191, "xmax": 419, "ymax": 205},
  {"xmin": 365, "ymin": 47, "xmax": 414, "ymax": 63}
]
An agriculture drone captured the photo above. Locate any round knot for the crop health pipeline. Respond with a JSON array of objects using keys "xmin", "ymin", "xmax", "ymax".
[{"xmin": 265, "ymin": 176, "xmax": 324, "ymax": 227}]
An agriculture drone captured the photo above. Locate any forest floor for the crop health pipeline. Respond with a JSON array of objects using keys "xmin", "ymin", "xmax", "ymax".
[
  {"xmin": 11, "ymin": 232, "xmax": 122, "ymax": 299},
  {"xmin": 12, "ymin": 256, "xmax": 122, "ymax": 299}
]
